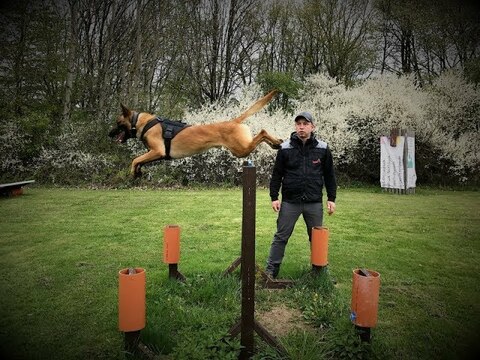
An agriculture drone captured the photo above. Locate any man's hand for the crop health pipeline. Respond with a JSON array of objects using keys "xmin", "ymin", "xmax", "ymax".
[
  {"xmin": 327, "ymin": 201, "xmax": 336, "ymax": 215},
  {"xmin": 272, "ymin": 200, "xmax": 281, "ymax": 212}
]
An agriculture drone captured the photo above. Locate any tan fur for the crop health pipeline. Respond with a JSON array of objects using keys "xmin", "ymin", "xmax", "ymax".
[{"xmin": 112, "ymin": 90, "xmax": 282, "ymax": 176}]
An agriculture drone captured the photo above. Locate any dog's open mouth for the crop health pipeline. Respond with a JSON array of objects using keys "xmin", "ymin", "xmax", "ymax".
[{"xmin": 115, "ymin": 131, "xmax": 126, "ymax": 143}]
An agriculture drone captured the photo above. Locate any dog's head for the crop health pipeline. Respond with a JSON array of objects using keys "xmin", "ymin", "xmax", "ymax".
[{"xmin": 109, "ymin": 104, "xmax": 134, "ymax": 143}]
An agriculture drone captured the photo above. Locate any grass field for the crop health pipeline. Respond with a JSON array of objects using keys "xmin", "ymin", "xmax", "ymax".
[{"xmin": 0, "ymin": 187, "xmax": 479, "ymax": 359}]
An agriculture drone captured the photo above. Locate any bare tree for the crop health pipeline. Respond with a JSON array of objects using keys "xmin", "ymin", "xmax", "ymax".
[
  {"xmin": 375, "ymin": 0, "xmax": 480, "ymax": 83},
  {"xmin": 257, "ymin": 1, "xmax": 302, "ymax": 75},
  {"xmin": 299, "ymin": 0, "xmax": 377, "ymax": 84},
  {"xmin": 179, "ymin": 0, "xmax": 262, "ymax": 103},
  {"xmin": 62, "ymin": 0, "xmax": 78, "ymax": 125}
]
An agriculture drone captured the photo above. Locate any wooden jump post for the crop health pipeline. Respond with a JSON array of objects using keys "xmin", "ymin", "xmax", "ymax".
[
  {"xmin": 227, "ymin": 161, "xmax": 288, "ymax": 359},
  {"xmin": 223, "ymin": 163, "xmax": 293, "ymax": 289}
]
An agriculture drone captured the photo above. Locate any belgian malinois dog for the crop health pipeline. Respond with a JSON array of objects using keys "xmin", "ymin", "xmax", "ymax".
[{"xmin": 109, "ymin": 90, "xmax": 282, "ymax": 177}]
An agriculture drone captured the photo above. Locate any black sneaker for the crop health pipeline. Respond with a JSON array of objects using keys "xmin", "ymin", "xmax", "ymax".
[{"xmin": 265, "ymin": 264, "xmax": 280, "ymax": 279}]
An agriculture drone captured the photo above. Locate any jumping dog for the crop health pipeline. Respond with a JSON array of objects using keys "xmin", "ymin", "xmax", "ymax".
[{"xmin": 109, "ymin": 90, "xmax": 282, "ymax": 177}]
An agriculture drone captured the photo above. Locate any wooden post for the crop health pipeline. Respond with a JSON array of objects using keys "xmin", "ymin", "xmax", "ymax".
[
  {"xmin": 240, "ymin": 163, "xmax": 256, "ymax": 358},
  {"xmin": 227, "ymin": 161, "xmax": 288, "ymax": 359},
  {"xmin": 222, "ymin": 169, "xmax": 293, "ymax": 289}
]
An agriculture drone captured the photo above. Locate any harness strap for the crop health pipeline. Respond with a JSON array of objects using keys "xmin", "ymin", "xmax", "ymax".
[
  {"xmin": 139, "ymin": 117, "xmax": 190, "ymax": 160},
  {"xmin": 140, "ymin": 118, "xmax": 159, "ymax": 141},
  {"xmin": 162, "ymin": 125, "xmax": 175, "ymax": 160}
]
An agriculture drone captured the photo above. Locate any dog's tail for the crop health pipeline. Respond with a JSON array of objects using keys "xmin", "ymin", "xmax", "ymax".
[{"xmin": 233, "ymin": 90, "xmax": 278, "ymax": 124}]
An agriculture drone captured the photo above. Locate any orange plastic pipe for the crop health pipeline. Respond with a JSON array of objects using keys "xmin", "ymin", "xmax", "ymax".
[
  {"xmin": 11, "ymin": 188, "xmax": 23, "ymax": 196},
  {"xmin": 311, "ymin": 226, "xmax": 329, "ymax": 266},
  {"xmin": 163, "ymin": 225, "xmax": 181, "ymax": 264},
  {"xmin": 350, "ymin": 269, "xmax": 381, "ymax": 328},
  {"xmin": 118, "ymin": 268, "xmax": 146, "ymax": 332}
]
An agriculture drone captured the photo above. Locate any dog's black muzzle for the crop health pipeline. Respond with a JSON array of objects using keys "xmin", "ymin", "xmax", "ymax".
[{"xmin": 109, "ymin": 125, "xmax": 130, "ymax": 143}]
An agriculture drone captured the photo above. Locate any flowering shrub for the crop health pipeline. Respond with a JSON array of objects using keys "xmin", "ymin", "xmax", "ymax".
[
  {"xmin": 0, "ymin": 122, "xmax": 30, "ymax": 179},
  {"xmin": 33, "ymin": 125, "xmax": 113, "ymax": 185},
  {"xmin": 1, "ymin": 72, "xmax": 477, "ymax": 186},
  {"xmin": 295, "ymin": 74, "xmax": 359, "ymax": 166},
  {"xmin": 342, "ymin": 72, "xmax": 479, "ymax": 184},
  {"xmin": 338, "ymin": 74, "xmax": 429, "ymax": 182},
  {"xmin": 114, "ymin": 74, "xmax": 480, "ymax": 186},
  {"xmin": 423, "ymin": 71, "xmax": 480, "ymax": 181}
]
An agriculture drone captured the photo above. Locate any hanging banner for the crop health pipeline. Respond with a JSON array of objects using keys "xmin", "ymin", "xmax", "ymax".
[
  {"xmin": 406, "ymin": 136, "xmax": 416, "ymax": 188},
  {"xmin": 380, "ymin": 136, "xmax": 404, "ymax": 189},
  {"xmin": 380, "ymin": 134, "xmax": 416, "ymax": 191}
]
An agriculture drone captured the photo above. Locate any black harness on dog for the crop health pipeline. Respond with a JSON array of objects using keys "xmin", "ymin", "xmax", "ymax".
[{"xmin": 139, "ymin": 117, "xmax": 190, "ymax": 160}]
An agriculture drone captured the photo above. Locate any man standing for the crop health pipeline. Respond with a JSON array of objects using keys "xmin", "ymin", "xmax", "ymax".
[{"xmin": 265, "ymin": 111, "xmax": 337, "ymax": 279}]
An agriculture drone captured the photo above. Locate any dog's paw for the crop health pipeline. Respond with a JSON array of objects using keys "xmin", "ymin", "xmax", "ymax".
[
  {"xmin": 133, "ymin": 168, "xmax": 143, "ymax": 178},
  {"xmin": 271, "ymin": 139, "xmax": 283, "ymax": 149}
]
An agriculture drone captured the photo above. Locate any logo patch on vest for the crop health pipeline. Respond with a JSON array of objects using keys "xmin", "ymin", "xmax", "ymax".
[{"xmin": 312, "ymin": 158, "xmax": 321, "ymax": 165}]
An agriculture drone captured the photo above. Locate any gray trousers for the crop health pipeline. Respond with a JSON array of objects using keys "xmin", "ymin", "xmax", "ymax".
[{"xmin": 266, "ymin": 201, "xmax": 323, "ymax": 271}]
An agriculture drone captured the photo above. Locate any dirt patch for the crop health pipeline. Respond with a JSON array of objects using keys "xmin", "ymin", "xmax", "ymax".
[{"xmin": 256, "ymin": 304, "xmax": 314, "ymax": 337}]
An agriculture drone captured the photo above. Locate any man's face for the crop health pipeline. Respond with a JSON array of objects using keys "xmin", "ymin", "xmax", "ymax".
[{"xmin": 295, "ymin": 119, "xmax": 315, "ymax": 140}]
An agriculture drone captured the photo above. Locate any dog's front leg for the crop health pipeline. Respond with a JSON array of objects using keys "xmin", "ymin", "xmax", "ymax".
[
  {"xmin": 131, "ymin": 161, "xmax": 143, "ymax": 178},
  {"xmin": 130, "ymin": 150, "xmax": 164, "ymax": 177}
]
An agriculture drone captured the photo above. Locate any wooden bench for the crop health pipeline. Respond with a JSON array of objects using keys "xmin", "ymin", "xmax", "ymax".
[{"xmin": 0, "ymin": 180, "xmax": 35, "ymax": 196}]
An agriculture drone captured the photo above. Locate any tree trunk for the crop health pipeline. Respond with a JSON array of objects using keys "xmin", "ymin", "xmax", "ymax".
[
  {"xmin": 129, "ymin": 0, "xmax": 142, "ymax": 107},
  {"xmin": 62, "ymin": 0, "xmax": 78, "ymax": 126}
]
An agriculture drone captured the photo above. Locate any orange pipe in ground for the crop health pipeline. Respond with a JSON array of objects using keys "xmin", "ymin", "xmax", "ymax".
[
  {"xmin": 163, "ymin": 225, "xmax": 181, "ymax": 264},
  {"xmin": 350, "ymin": 269, "xmax": 381, "ymax": 328},
  {"xmin": 311, "ymin": 226, "xmax": 329, "ymax": 266},
  {"xmin": 11, "ymin": 188, "xmax": 23, "ymax": 196},
  {"xmin": 118, "ymin": 268, "xmax": 146, "ymax": 332}
]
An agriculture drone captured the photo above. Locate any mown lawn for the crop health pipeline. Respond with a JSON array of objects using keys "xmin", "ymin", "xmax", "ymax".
[{"xmin": 0, "ymin": 187, "xmax": 479, "ymax": 359}]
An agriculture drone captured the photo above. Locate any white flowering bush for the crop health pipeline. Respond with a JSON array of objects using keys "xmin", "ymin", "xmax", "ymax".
[
  {"xmin": 341, "ymin": 72, "xmax": 479, "ymax": 184},
  {"xmin": 294, "ymin": 74, "xmax": 359, "ymax": 166},
  {"xmin": 2, "ymin": 72, "xmax": 477, "ymax": 186},
  {"xmin": 423, "ymin": 71, "xmax": 480, "ymax": 181},
  {"xmin": 129, "ymin": 74, "xmax": 479, "ymax": 186},
  {"xmin": 339, "ymin": 74, "xmax": 429, "ymax": 182},
  {"xmin": 33, "ymin": 125, "xmax": 113, "ymax": 185},
  {"xmin": 0, "ymin": 122, "xmax": 30, "ymax": 179}
]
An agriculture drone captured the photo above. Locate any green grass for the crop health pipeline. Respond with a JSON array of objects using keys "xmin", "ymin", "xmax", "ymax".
[{"xmin": 0, "ymin": 187, "xmax": 479, "ymax": 359}]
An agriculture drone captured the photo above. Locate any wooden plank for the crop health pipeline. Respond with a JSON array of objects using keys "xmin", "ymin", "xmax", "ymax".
[
  {"xmin": 254, "ymin": 320, "xmax": 288, "ymax": 356},
  {"xmin": 222, "ymin": 256, "xmax": 241, "ymax": 277},
  {"xmin": 0, "ymin": 180, "xmax": 35, "ymax": 196},
  {"xmin": 0, "ymin": 180, "xmax": 35, "ymax": 189}
]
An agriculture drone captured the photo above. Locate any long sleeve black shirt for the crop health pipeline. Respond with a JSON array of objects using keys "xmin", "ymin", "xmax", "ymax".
[{"xmin": 269, "ymin": 132, "xmax": 337, "ymax": 203}]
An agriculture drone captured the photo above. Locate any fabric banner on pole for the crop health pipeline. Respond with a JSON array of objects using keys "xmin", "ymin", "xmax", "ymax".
[
  {"xmin": 380, "ymin": 136, "xmax": 404, "ymax": 189},
  {"xmin": 406, "ymin": 136, "xmax": 416, "ymax": 188}
]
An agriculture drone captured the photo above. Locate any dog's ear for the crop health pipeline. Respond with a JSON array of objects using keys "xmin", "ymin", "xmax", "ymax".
[{"xmin": 120, "ymin": 103, "xmax": 131, "ymax": 118}]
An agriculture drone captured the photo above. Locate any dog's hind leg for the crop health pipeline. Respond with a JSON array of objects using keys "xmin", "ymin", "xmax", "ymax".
[
  {"xmin": 259, "ymin": 130, "xmax": 283, "ymax": 149},
  {"xmin": 228, "ymin": 129, "xmax": 283, "ymax": 158}
]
